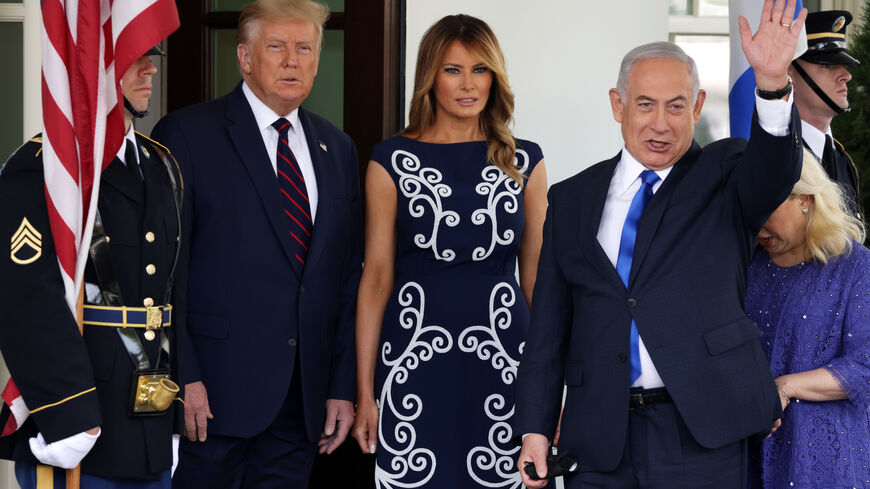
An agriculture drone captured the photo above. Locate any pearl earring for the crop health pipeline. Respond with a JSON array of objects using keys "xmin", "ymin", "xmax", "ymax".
[{"xmin": 802, "ymin": 208, "xmax": 808, "ymax": 214}]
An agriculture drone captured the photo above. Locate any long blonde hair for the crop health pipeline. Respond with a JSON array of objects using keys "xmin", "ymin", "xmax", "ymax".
[
  {"xmin": 795, "ymin": 148, "xmax": 866, "ymax": 263},
  {"xmin": 405, "ymin": 14, "xmax": 522, "ymax": 184}
]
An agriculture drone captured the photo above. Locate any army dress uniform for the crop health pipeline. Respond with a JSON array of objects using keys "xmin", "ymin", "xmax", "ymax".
[
  {"xmin": 0, "ymin": 130, "xmax": 186, "ymax": 482},
  {"xmin": 802, "ymin": 128, "xmax": 861, "ymax": 218},
  {"xmin": 793, "ymin": 10, "xmax": 862, "ymax": 217}
]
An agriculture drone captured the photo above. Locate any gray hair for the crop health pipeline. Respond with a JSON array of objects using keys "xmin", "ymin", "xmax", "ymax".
[{"xmin": 616, "ymin": 41, "xmax": 701, "ymax": 103}]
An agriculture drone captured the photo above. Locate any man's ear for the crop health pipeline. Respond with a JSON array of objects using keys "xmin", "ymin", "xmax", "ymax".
[
  {"xmin": 237, "ymin": 44, "xmax": 251, "ymax": 75},
  {"xmin": 692, "ymin": 89, "xmax": 707, "ymax": 124},
  {"xmin": 609, "ymin": 88, "xmax": 624, "ymax": 123}
]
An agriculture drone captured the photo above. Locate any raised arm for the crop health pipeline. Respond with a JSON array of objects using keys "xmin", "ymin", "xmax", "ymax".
[{"xmin": 732, "ymin": 0, "xmax": 808, "ymax": 230}]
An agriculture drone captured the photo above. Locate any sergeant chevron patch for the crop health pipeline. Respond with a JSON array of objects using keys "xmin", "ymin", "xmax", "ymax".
[{"xmin": 10, "ymin": 217, "xmax": 42, "ymax": 265}]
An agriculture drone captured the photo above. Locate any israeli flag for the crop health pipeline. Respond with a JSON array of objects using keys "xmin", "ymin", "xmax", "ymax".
[{"xmin": 728, "ymin": 0, "xmax": 807, "ymax": 138}]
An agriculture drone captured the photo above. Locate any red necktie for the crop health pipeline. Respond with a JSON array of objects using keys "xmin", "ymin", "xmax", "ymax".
[{"xmin": 272, "ymin": 118, "xmax": 312, "ymax": 273}]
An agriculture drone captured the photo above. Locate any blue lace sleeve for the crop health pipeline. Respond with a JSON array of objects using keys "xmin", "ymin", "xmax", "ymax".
[{"xmin": 825, "ymin": 243, "xmax": 870, "ymax": 412}]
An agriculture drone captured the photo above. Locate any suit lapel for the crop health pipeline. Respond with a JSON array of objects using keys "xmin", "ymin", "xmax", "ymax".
[
  {"xmin": 580, "ymin": 153, "xmax": 625, "ymax": 291},
  {"xmin": 628, "ymin": 141, "xmax": 700, "ymax": 284},
  {"xmin": 101, "ymin": 151, "xmax": 145, "ymax": 205},
  {"xmin": 298, "ymin": 109, "xmax": 332, "ymax": 282},
  {"xmin": 225, "ymin": 83, "xmax": 300, "ymax": 275}
]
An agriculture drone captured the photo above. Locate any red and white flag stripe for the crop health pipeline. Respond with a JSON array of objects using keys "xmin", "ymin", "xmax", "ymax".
[
  {"xmin": 2, "ymin": 0, "xmax": 178, "ymax": 435},
  {"xmin": 0, "ymin": 380, "xmax": 27, "ymax": 437}
]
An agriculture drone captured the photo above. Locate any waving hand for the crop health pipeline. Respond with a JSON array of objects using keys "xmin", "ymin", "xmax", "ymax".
[{"xmin": 738, "ymin": 0, "xmax": 808, "ymax": 91}]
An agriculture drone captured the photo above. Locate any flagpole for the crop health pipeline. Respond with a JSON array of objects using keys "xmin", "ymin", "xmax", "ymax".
[{"xmin": 65, "ymin": 286, "xmax": 85, "ymax": 489}]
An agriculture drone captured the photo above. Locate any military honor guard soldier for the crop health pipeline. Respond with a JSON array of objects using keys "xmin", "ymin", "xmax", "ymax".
[
  {"xmin": 789, "ymin": 10, "xmax": 862, "ymax": 217},
  {"xmin": 0, "ymin": 44, "xmax": 186, "ymax": 489}
]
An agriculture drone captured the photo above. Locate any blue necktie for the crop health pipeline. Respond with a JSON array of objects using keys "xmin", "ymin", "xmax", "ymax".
[
  {"xmin": 272, "ymin": 118, "xmax": 312, "ymax": 275},
  {"xmin": 616, "ymin": 169, "xmax": 660, "ymax": 384}
]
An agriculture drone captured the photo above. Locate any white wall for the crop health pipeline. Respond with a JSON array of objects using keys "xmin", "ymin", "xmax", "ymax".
[{"xmin": 405, "ymin": 0, "xmax": 670, "ymax": 185}]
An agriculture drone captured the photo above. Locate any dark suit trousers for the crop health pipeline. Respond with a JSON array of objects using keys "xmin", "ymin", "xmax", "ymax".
[
  {"xmin": 565, "ymin": 401, "xmax": 747, "ymax": 489},
  {"xmin": 172, "ymin": 363, "xmax": 316, "ymax": 489}
]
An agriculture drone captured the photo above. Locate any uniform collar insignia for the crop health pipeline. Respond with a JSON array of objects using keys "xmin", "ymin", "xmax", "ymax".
[
  {"xmin": 140, "ymin": 145, "xmax": 150, "ymax": 159},
  {"xmin": 10, "ymin": 217, "xmax": 42, "ymax": 265}
]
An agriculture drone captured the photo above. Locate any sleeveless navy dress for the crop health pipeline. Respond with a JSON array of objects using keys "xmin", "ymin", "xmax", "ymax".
[{"xmin": 369, "ymin": 136, "xmax": 543, "ymax": 489}]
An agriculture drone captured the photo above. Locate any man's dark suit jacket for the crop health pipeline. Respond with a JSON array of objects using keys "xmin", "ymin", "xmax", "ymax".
[
  {"xmin": 514, "ymin": 108, "xmax": 803, "ymax": 472},
  {"xmin": 151, "ymin": 82, "xmax": 362, "ymax": 441}
]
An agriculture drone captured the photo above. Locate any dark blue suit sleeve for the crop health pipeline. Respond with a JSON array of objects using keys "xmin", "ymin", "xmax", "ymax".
[
  {"xmin": 328, "ymin": 139, "xmax": 362, "ymax": 402},
  {"xmin": 730, "ymin": 105, "xmax": 803, "ymax": 234},
  {"xmin": 514, "ymin": 187, "xmax": 572, "ymax": 442},
  {"xmin": 151, "ymin": 115, "xmax": 203, "ymax": 386}
]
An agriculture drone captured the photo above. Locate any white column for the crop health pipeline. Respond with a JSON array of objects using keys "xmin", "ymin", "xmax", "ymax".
[
  {"xmin": 23, "ymin": 0, "xmax": 41, "ymax": 138},
  {"xmin": 0, "ymin": 2, "xmax": 37, "ymax": 486}
]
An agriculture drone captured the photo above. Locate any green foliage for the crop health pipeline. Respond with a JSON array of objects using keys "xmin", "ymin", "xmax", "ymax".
[{"xmin": 831, "ymin": 1, "xmax": 870, "ymax": 221}]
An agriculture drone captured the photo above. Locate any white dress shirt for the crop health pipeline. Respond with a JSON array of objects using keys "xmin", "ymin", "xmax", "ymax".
[
  {"xmin": 597, "ymin": 92, "xmax": 794, "ymax": 389},
  {"xmin": 116, "ymin": 123, "xmax": 139, "ymax": 171},
  {"xmin": 242, "ymin": 81, "xmax": 319, "ymax": 222},
  {"xmin": 800, "ymin": 120, "xmax": 832, "ymax": 160}
]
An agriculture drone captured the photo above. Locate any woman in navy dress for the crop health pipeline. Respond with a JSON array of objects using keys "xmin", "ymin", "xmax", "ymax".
[
  {"xmin": 745, "ymin": 150, "xmax": 870, "ymax": 488},
  {"xmin": 352, "ymin": 14, "xmax": 547, "ymax": 489}
]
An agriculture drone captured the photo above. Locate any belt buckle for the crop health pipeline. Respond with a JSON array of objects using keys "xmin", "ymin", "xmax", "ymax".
[
  {"xmin": 629, "ymin": 393, "xmax": 644, "ymax": 411},
  {"xmin": 145, "ymin": 306, "xmax": 163, "ymax": 341}
]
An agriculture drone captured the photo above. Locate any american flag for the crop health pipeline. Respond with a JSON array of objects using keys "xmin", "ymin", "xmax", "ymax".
[{"xmin": 1, "ymin": 0, "xmax": 179, "ymax": 436}]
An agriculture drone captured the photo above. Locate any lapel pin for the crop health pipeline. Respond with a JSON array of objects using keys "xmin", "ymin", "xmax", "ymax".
[
  {"xmin": 319, "ymin": 141, "xmax": 328, "ymax": 152},
  {"xmin": 140, "ymin": 145, "xmax": 150, "ymax": 159}
]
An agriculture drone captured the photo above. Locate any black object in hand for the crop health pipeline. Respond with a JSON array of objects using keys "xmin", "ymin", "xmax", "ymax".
[{"xmin": 523, "ymin": 452, "xmax": 579, "ymax": 480}]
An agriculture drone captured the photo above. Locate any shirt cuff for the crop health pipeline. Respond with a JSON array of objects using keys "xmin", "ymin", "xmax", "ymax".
[
  {"xmin": 754, "ymin": 89, "xmax": 794, "ymax": 137},
  {"xmin": 522, "ymin": 433, "xmax": 549, "ymax": 442}
]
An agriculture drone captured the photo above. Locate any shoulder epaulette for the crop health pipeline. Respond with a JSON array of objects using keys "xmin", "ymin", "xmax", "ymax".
[
  {"xmin": 832, "ymin": 138, "xmax": 856, "ymax": 162},
  {"xmin": 832, "ymin": 137, "xmax": 859, "ymax": 190},
  {"xmin": 11, "ymin": 135, "xmax": 44, "ymax": 158},
  {"xmin": 136, "ymin": 131, "xmax": 184, "ymax": 192},
  {"xmin": 135, "ymin": 131, "xmax": 172, "ymax": 156}
]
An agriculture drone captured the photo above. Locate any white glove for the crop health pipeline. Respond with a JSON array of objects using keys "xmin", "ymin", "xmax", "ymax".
[
  {"xmin": 171, "ymin": 434, "xmax": 180, "ymax": 477},
  {"xmin": 29, "ymin": 429, "xmax": 101, "ymax": 469}
]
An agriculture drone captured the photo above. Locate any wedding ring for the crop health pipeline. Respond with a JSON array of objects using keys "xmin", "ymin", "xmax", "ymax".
[{"xmin": 782, "ymin": 22, "xmax": 791, "ymax": 27}]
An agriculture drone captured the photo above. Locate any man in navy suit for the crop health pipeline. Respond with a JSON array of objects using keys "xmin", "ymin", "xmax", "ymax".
[
  {"xmin": 151, "ymin": 0, "xmax": 361, "ymax": 487},
  {"xmin": 516, "ymin": 1, "xmax": 806, "ymax": 487}
]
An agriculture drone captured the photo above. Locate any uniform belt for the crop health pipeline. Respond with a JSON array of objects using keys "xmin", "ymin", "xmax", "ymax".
[
  {"xmin": 82, "ymin": 304, "xmax": 172, "ymax": 329},
  {"xmin": 629, "ymin": 387, "xmax": 672, "ymax": 410}
]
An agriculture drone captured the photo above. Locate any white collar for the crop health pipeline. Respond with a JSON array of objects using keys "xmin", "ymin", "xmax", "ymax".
[
  {"xmin": 800, "ymin": 120, "xmax": 832, "ymax": 159},
  {"xmin": 116, "ymin": 123, "xmax": 138, "ymax": 165},
  {"xmin": 242, "ymin": 81, "xmax": 301, "ymax": 133},
  {"xmin": 613, "ymin": 148, "xmax": 673, "ymax": 195}
]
